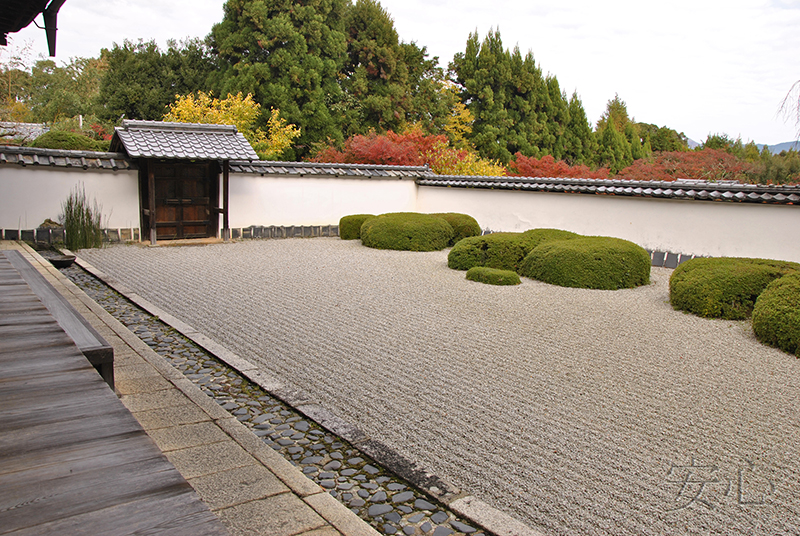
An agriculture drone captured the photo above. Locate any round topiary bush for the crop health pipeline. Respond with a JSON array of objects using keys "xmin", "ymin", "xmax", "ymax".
[
  {"xmin": 448, "ymin": 228, "xmax": 581, "ymax": 272},
  {"xmin": 669, "ymin": 257, "xmax": 800, "ymax": 320},
  {"xmin": 430, "ymin": 213, "xmax": 481, "ymax": 246},
  {"xmin": 31, "ymin": 130, "xmax": 108, "ymax": 151},
  {"xmin": 466, "ymin": 266, "xmax": 521, "ymax": 286},
  {"xmin": 752, "ymin": 273, "xmax": 800, "ymax": 356},
  {"xmin": 339, "ymin": 214, "xmax": 375, "ymax": 240},
  {"xmin": 360, "ymin": 212, "xmax": 454, "ymax": 251},
  {"xmin": 520, "ymin": 236, "xmax": 651, "ymax": 290}
]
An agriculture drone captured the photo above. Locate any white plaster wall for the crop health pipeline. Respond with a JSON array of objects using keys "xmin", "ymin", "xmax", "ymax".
[
  {"xmin": 416, "ymin": 186, "xmax": 800, "ymax": 263},
  {"xmin": 0, "ymin": 166, "xmax": 140, "ymax": 230},
  {"xmin": 228, "ymin": 175, "xmax": 418, "ymax": 228}
]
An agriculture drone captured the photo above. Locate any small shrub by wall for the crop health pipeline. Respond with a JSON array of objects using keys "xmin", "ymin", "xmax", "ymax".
[
  {"xmin": 360, "ymin": 212, "xmax": 454, "ymax": 251},
  {"xmin": 752, "ymin": 273, "xmax": 800, "ymax": 356},
  {"xmin": 669, "ymin": 257, "xmax": 800, "ymax": 319},
  {"xmin": 466, "ymin": 266, "xmax": 521, "ymax": 286},
  {"xmin": 31, "ymin": 131, "xmax": 109, "ymax": 152},
  {"xmin": 339, "ymin": 214, "xmax": 375, "ymax": 240},
  {"xmin": 430, "ymin": 213, "xmax": 481, "ymax": 246},
  {"xmin": 521, "ymin": 236, "xmax": 651, "ymax": 290},
  {"xmin": 448, "ymin": 228, "xmax": 580, "ymax": 272}
]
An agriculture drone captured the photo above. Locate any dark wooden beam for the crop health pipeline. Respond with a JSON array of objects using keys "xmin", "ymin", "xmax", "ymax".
[
  {"xmin": 222, "ymin": 160, "xmax": 230, "ymax": 241},
  {"xmin": 148, "ymin": 165, "xmax": 157, "ymax": 245}
]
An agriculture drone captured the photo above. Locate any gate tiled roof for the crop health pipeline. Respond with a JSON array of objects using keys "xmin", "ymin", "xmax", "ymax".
[{"xmin": 111, "ymin": 120, "xmax": 259, "ymax": 161}]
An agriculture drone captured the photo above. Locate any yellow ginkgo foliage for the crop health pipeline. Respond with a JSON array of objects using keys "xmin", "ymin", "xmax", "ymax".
[{"xmin": 164, "ymin": 91, "xmax": 300, "ymax": 160}]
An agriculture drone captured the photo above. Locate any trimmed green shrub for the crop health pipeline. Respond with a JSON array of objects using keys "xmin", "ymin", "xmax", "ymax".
[
  {"xmin": 448, "ymin": 228, "xmax": 581, "ymax": 272},
  {"xmin": 339, "ymin": 214, "xmax": 375, "ymax": 240},
  {"xmin": 31, "ymin": 130, "xmax": 108, "ymax": 151},
  {"xmin": 360, "ymin": 212, "xmax": 454, "ymax": 251},
  {"xmin": 669, "ymin": 257, "xmax": 800, "ymax": 319},
  {"xmin": 430, "ymin": 213, "xmax": 481, "ymax": 246},
  {"xmin": 521, "ymin": 236, "xmax": 651, "ymax": 290},
  {"xmin": 752, "ymin": 273, "xmax": 800, "ymax": 356},
  {"xmin": 466, "ymin": 266, "xmax": 521, "ymax": 286}
]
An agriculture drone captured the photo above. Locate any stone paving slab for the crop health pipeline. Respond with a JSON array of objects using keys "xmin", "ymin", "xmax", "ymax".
[{"xmin": 8, "ymin": 242, "xmax": 380, "ymax": 536}]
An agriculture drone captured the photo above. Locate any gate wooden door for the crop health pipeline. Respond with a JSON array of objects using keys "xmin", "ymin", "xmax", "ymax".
[{"xmin": 151, "ymin": 162, "xmax": 216, "ymax": 240}]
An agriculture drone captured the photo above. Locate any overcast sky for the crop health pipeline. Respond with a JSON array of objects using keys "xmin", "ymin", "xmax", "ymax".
[{"xmin": 7, "ymin": 0, "xmax": 800, "ymax": 146}]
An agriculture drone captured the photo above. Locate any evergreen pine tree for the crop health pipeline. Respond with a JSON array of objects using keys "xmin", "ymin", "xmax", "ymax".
[
  {"xmin": 208, "ymin": 0, "xmax": 350, "ymax": 159},
  {"xmin": 452, "ymin": 30, "xmax": 565, "ymax": 164},
  {"xmin": 563, "ymin": 91, "xmax": 595, "ymax": 165},
  {"xmin": 341, "ymin": 0, "xmax": 409, "ymax": 134}
]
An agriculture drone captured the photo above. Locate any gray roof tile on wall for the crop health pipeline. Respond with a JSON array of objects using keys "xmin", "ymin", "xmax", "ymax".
[
  {"xmin": 228, "ymin": 159, "xmax": 429, "ymax": 178},
  {"xmin": 111, "ymin": 120, "xmax": 259, "ymax": 161},
  {"xmin": 416, "ymin": 173, "xmax": 800, "ymax": 205},
  {"xmin": 0, "ymin": 146, "xmax": 136, "ymax": 171}
]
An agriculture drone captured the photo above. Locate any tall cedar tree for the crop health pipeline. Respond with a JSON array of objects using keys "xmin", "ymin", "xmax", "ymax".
[
  {"xmin": 450, "ymin": 30, "xmax": 573, "ymax": 165},
  {"xmin": 208, "ymin": 0, "xmax": 350, "ymax": 159},
  {"xmin": 563, "ymin": 92, "xmax": 596, "ymax": 165},
  {"xmin": 594, "ymin": 94, "xmax": 651, "ymax": 172},
  {"xmin": 339, "ymin": 0, "xmax": 451, "ymax": 138},
  {"xmin": 341, "ymin": 0, "xmax": 410, "ymax": 134},
  {"xmin": 97, "ymin": 39, "xmax": 213, "ymax": 122}
]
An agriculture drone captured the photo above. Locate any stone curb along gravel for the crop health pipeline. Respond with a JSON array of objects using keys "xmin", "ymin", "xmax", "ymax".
[
  {"xmin": 17, "ymin": 243, "xmax": 379, "ymax": 536},
  {"xmin": 69, "ymin": 250, "xmax": 546, "ymax": 536}
]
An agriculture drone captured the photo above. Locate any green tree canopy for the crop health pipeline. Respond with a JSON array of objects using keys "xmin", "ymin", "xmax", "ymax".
[
  {"xmin": 636, "ymin": 123, "xmax": 688, "ymax": 152},
  {"xmin": 562, "ymin": 91, "xmax": 596, "ymax": 165},
  {"xmin": 208, "ymin": 0, "xmax": 350, "ymax": 159},
  {"xmin": 97, "ymin": 38, "xmax": 214, "ymax": 122},
  {"xmin": 26, "ymin": 57, "xmax": 106, "ymax": 123},
  {"xmin": 451, "ymin": 30, "xmax": 574, "ymax": 164}
]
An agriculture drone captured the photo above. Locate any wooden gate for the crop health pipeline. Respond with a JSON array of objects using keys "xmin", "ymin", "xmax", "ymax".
[{"xmin": 141, "ymin": 161, "xmax": 219, "ymax": 241}]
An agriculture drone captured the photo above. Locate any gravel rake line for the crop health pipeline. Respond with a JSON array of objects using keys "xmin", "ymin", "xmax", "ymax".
[
  {"xmin": 73, "ymin": 239, "xmax": 800, "ymax": 536},
  {"xmin": 45, "ymin": 254, "xmax": 488, "ymax": 536}
]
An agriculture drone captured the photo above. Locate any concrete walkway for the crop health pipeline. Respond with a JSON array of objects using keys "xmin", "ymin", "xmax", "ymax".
[{"xmin": 2, "ymin": 242, "xmax": 378, "ymax": 536}]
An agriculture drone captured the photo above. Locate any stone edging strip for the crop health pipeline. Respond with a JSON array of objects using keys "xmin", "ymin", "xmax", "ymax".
[{"xmin": 70, "ymin": 250, "xmax": 546, "ymax": 536}]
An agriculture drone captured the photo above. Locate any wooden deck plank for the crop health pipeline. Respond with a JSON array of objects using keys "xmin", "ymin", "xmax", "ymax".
[
  {"xmin": 0, "ymin": 251, "xmax": 227, "ymax": 535},
  {"xmin": 9, "ymin": 489, "xmax": 227, "ymax": 536}
]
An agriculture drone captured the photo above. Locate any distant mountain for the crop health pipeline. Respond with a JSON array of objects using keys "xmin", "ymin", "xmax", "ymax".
[
  {"xmin": 687, "ymin": 138, "xmax": 701, "ymax": 149},
  {"xmin": 757, "ymin": 141, "xmax": 800, "ymax": 154}
]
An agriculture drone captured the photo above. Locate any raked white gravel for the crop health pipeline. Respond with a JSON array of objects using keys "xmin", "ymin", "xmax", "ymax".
[{"xmin": 79, "ymin": 238, "xmax": 800, "ymax": 536}]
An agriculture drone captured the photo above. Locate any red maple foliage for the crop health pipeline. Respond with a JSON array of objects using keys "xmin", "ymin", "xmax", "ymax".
[
  {"xmin": 615, "ymin": 148, "xmax": 755, "ymax": 182},
  {"xmin": 507, "ymin": 153, "xmax": 610, "ymax": 179},
  {"xmin": 308, "ymin": 130, "xmax": 444, "ymax": 166}
]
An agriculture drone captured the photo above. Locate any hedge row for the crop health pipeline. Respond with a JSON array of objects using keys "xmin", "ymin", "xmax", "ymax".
[
  {"xmin": 448, "ymin": 228, "xmax": 580, "ymax": 272},
  {"xmin": 360, "ymin": 212, "xmax": 454, "ymax": 251},
  {"xmin": 669, "ymin": 257, "xmax": 800, "ymax": 320},
  {"xmin": 752, "ymin": 273, "xmax": 800, "ymax": 356},
  {"xmin": 339, "ymin": 212, "xmax": 480, "ymax": 250},
  {"xmin": 519, "ymin": 236, "xmax": 651, "ymax": 290},
  {"xmin": 31, "ymin": 130, "xmax": 110, "ymax": 152}
]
